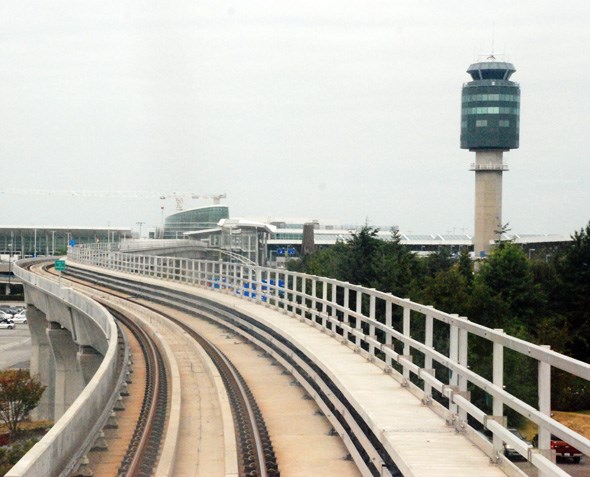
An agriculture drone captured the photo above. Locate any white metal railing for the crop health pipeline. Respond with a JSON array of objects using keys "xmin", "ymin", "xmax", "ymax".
[
  {"xmin": 69, "ymin": 244, "xmax": 590, "ymax": 477},
  {"xmin": 118, "ymin": 238, "xmax": 195, "ymax": 251},
  {"xmin": 469, "ymin": 162, "xmax": 510, "ymax": 171}
]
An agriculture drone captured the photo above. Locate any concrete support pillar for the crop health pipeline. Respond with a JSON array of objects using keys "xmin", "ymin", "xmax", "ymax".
[
  {"xmin": 27, "ymin": 306, "xmax": 55, "ymax": 420},
  {"xmin": 473, "ymin": 150, "xmax": 504, "ymax": 257},
  {"xmin": 47, "ymin": 323, "xmax": 85, "ymax": 420},
  {"xmin": 77, "ymin": 345, "xmax": 102, "ymax": 385}
]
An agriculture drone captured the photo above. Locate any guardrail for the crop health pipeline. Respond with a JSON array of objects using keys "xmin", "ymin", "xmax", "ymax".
[
  {"xmin": 70, "ymin": 244, "xmax": 590, "ymax": 477},
  {"xmin": 8, "ymin": 259, "xmax": 123, "ymax": 477}
]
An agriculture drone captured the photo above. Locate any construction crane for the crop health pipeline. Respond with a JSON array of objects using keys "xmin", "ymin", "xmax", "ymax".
[{"xmin": 0, "ymin": 189, "xmax": 226, "ymax": 212}]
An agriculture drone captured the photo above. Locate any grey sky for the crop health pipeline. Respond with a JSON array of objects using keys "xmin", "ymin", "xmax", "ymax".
[{"xmin": 1, "ymin": 1, "xmax": 588, "ymax": 235}]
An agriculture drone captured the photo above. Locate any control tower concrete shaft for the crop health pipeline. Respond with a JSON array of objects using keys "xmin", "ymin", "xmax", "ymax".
[{"xmin": 460, "ymin": 59, "xmax": 520, "ymax": 256}]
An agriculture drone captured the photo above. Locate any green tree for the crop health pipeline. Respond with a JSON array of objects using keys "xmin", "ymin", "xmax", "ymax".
[
  {"xmin": 554, "ymin": 221, "xmax": 590, "ymax": 361},
  {"xmin": 457, "ymin": 246, "xmax": 474, "ymax": 288},
  {"xmin": 420, "ymin": 247, "xmax": 453, "ymax": 278},
  {"xmin": 415, "ymin": 267, "xmax": 471, "ymax": 316},
  {"xmin": 0, "ymin": 370, "xmax": 46, "ymax": 434},
  {"xmin": 469, "ymin": 242, "xmax": 545, "ymax": 331},
  {"xmin": 374, "ymin": 231, "xmax": 420, "ymax": 297},
  {"xmin": 336, "ymin": 226, "xmax": 382, "ymax": 287}
]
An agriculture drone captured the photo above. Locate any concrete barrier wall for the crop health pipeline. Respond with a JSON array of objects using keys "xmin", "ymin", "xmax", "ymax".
[{"xmin": 7, "ymin": 260, "xmax": 119, "ymax": 477}]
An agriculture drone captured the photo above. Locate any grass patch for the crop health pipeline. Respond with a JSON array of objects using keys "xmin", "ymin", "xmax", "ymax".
[
  {"xmin": 519, "ymin": 411, "xmax": 590, "ymax": 441},
  {"xmin": 0, "ymin": 420, "xmax": 53, "ymax": 475}
]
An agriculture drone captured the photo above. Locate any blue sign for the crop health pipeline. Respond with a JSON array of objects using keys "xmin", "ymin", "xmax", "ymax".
[{"xmin": 69, "ymin": 239, "xmax": 77, "ymax": 247}]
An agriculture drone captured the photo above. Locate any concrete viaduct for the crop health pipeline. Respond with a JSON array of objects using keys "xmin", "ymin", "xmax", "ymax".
[{"xmin": 6, "ymin": 242, "xmax": 590, "ymax": 477}]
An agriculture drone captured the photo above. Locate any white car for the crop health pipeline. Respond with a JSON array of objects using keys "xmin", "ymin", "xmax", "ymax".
[
  {"xmin": 0, "ymin": 311, "xmax": 12, "ymax": 320},
  {"xmin": 0, "ymin": 321, "xmax": 15, "ymax": 329},
  {"xmin": 11, "ymin": 314, "xmax": 27, "ymax": 324}
]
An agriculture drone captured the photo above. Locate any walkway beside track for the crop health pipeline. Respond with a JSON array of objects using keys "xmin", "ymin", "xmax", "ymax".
[{"xmin": 76, "ymin": 263, "xmax": 508, "ymax": 477}]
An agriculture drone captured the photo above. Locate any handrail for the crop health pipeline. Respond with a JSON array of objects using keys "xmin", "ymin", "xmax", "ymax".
[{"xmin": 69, "ymin": 243, "xmax": 590, "ymax": 477}]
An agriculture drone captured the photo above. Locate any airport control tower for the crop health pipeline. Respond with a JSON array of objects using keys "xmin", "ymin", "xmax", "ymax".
[{"xmin": 460, "ymin": 58, "xmax": 520, "ymax": 257}]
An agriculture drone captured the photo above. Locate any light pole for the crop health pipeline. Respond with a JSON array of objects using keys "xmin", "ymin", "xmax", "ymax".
[
  {"xmin": 136, "ymin": 221, "xmax": 145, "ymax": 239},
  {"xmin": 7, "ymin": 243, "xmax": 12, "ymax": 292}
]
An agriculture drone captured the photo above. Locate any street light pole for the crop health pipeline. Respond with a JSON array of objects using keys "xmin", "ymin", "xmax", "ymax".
[{"xmin": 7, "ymin": 243, "xmax": 12, "ymax": 293}]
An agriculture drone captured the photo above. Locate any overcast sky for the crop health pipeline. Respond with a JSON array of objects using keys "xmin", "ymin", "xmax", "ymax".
[{"xmin": 1, "ymin": 1, "xmax": 588, "ymax": 235}]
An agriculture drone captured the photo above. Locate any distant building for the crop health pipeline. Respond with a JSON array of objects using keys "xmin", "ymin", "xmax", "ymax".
[
  {"xmin": 163, "ymin": 205, "xmax": 229, "ymax": 239},
  {"xmin": 0, "ymin": 225, "xmax": 131, "ymax": 259}
]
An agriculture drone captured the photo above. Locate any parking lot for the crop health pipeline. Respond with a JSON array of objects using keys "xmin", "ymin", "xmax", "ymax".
[{"xmin": 0, "ymin": 301, "xmax": 31, "ymax": 369}]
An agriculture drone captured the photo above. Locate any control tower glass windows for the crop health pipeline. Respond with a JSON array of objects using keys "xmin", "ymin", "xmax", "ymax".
[
  {"xmin": 462, "ymin": 93, "xmax": 520, "ymax": 103},
  {"xmin": 460, "ymin": 61, "xmax": 520, "ymax": 150}
]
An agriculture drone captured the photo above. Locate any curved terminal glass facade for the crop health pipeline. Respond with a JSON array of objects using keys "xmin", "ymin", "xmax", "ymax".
[
  {"xmin": 460, "ymin": 61, "xmax": 520, "ymax": 150},
  {"xmin": 164, "ymin": 205, "xmax": 229, "ymax": 239}
]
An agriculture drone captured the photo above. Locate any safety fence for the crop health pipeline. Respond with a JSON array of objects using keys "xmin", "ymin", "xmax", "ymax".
[{"xmin": 70, "ymin": 244, "xmax": 590, "ymax": 477}]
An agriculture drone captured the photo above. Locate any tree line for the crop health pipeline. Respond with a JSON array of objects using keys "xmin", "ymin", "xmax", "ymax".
[{"xmin": 289, "ymin": 221, "xmax": 590, "ymax": 414}]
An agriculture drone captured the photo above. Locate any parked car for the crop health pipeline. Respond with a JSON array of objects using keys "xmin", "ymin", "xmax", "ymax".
[
  {"xmin": 533, "ymin": 434, "xmax": 583, "ymax": 463},
  {"xmin": 0, "ymin": 311, "xmax": 13, "ymax": 320},
  {"xmin": 0, "ymin": 321, "xmax": 15, "ymax": 329},
  {"xmin": 11, "ymin": 313, "xmax": 27, "ymax": 324},
  {"xmin": 0, "ymin": 307, "xmax": 20, "ymax": 315},
  {"xmin": 504, "ymin": 428, "xmax": 532, "ymax": 461}
]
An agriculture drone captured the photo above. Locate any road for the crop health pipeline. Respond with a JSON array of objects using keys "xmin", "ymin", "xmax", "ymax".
[
  {"xmin": 517, "ymin": 456, "xmax": 590, "ymax": 477},
  {"xmin": 0, "ymin": 325, "xmax": 31, "ymax": 369}
]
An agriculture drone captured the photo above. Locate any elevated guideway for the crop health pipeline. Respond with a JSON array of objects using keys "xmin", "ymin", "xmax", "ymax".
[{"xmin": 68, "ymin": 243, "xmax": 590, "ymax": 477}]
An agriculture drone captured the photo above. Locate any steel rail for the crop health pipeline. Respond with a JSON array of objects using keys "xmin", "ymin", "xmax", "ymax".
[
  {"xmin": 40, "ymin": 259, "xmax": 168, "ymax": 477},
  {"xmin": 106, "ymin": 306, "xmax": 168, "ymax": 477},
  {"xmin": 58, "ymin": 265, "xmax": 279, "ymax": 477}
]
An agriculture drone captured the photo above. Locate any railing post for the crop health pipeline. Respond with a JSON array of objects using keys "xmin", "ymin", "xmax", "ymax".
[
  {"xmin": 340, "ymin": 285, "xmax": 347, "ymax": 339},
  {"xmin": 369, "ymin": 294, "xmax": 376, "ymax": 356},
  {"xmin": 300, "ymin": 275, "xmax": 306, "ymax": 316},
  {"xmin": 492, "ymin": 329, "xmax": 504, "ymax": 457},
  {"xmin": 355, "ymin": 290, "xmax": 362, "ymax": 347},
  {"xmin": 458, "ymin": 318, "xmax": 469, "ymax": 423},
  {"xmin": 538, "ymin": 345, "xmax": 553, "ymax": 473},
  {"xmin": 248, "ymin": 266, "xmax": 254, "ymax": 302},
  {"xmin": 424, "ymin": 309, "xmax": 434, "ymax": 397},
  {"xmin": 321, "ymin": 279, "xmax": 328, "ymax": 328},
  {"xmin": 311, "ymin": 277, "xmax": 317, "ymax": 323},
  {"xmin": 449, "ymin": 315, "xmax": 459, "ymax": 416},
  {"xmin": 402, "ymin": 303, "xmax": 410, "ymax": 381},
  {"xmin": 256, "ymin": 266, "xmax": 263, "ymax": 303},
  {"xmin": 385, "ymin": 300, "xmax": 393, "ymax": 367}
]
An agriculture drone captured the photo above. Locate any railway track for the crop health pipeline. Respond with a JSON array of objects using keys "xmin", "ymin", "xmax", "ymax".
[
  {"xmin": 106, "ymin": 307, "xmax": 168, "ymax": 477},
  {"xmin": 55, "ymin": 262, "xmax": 395, "ymax": 476},
  {"xmin": 35, "ymin": 261, "xmax": 280, "ymax": 477}
]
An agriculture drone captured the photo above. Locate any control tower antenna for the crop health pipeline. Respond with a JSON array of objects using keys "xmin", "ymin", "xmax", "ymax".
[
  {"xmin": 491, "ymin": 22, "xmax": 495, "ymax": 58},
  {"xmin": 460, "ymin": 58, "xmax": 520, "ymax": 257}
]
